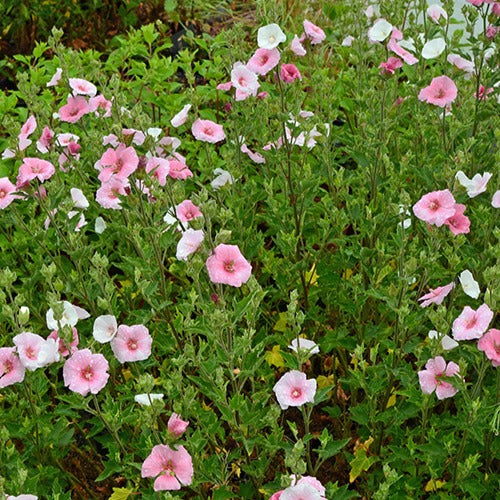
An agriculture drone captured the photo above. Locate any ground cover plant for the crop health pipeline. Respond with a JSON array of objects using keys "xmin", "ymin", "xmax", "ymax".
[{"xmin": 0, "ymin": 0, "xmax": 498, "ymax": 498}]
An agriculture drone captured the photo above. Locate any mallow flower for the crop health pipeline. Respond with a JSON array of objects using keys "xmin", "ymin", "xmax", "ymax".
[
  {"xmin": 257, "ymin": 23, "xmax": 287, "ymax": 49},
  {"xmin": 418, "ymin": 356, "xmax": 460, "ymax": 399},
  {"xmin": 273, "ymin": 370, "xmax": 317, "ymax": 410}
]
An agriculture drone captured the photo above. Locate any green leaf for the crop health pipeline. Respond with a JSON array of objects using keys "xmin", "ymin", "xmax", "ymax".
[
  {"xmin": 96, "ymin": 460, "xmax": 122, "ymax": 482},
  {"xmin": 108, "ymin": 488, "xmax": 133, "ymax": 500},
  {"xmin": 317, "ymin": 438, "xmax": 351, "ymax": 460},
  {"xmin": 349, "ymin": 448, "xmax": 376, "ymax": 483},
  {"xmin": 164, "ymin": 0, "xmax": 178, "ymax": 12}
]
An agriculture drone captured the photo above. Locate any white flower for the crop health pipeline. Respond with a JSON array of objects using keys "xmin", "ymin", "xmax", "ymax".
[
  {"xmin": 134, "ymin": 393, "xmax": 164, "ymax": 406},
  {"xmin": 455, "ymin": 171, "xmax": 492, "ymax": 198},
  {"xmin": 427, "ymin": 4, "xmax": 447, "ymax": 23},
  {"xmin": 211, "ymin": 168, "xmax": 234, "ymax": 190},
  {"xmin": 447, "ymin": 54, "xmax": 475, "ymax": 73},
  {"xmin": 147, "ymin": 127, "xmax": 163, "ymax": 140},
  {"xmin": 459, "ymin": 270, "xmax": 480, "ymax": 299},
  {"xmin": 492, "ymin": 190, "xmax": 500, "ymax": 208},
  {"xmin": 93, "ymin": 315, "xmax": 118, "ymax": 343},
  {"xmin": 46, "ymin": 301, "xmax": 79, "ymax": 330},
  {"xmin": 95, "ymin": 217, "xmax": 107, "ymax": 234},
  {"xmin": 288, "ymin": 338, "xmax": 320, "ymax": 355},
  {"xmin": 342, "ymin": 35, "xmax": 355, "ymax": 47},
  {"xmin": 70, "ymin": 188, "xmax": 89, "ymax": 209},
  {"xmin": 281, "ymin": 483, "xmax": 325, "ymax": 500},
  {"xmin": 176, "ymin": 229, "xmax": 204, "ymax": 261},
  {"xmin": 257, "ymin": 23, "xmax": 286, "ymax": 50},
  {"xmin": 170, "ymin": 104, "xmax": 192, "ymax": 128},
  {"xmin": 422, "ymin": 38, "xmax": 446, "ymax": 59},
  {"xmin": 399, "ymin": 205, "xmax": 412, "ymax": 229},
  {"xmin": 368, "ymin": 19, "xmax": 393, "ymax": 43},
  {"xmin": 428, "ymin": 330, "xmax": 458, "ymax": 350}
]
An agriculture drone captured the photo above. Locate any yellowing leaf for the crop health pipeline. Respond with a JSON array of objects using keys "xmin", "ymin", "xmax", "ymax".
[
  {"xmin": 201, "ymin": 401, "xmax": 212, "ymax": 411},
  {"xmin": 386, "ymin": 388, "xmax": 396, "ymax": 408},
  {"xmin": 424, "ymin": 479, "xmax": 446, "ymax": 492},
  {"xmin": 305, "ymin": 263, "xmax": 319, "ymax": 286},
  {"xmin": 317, "ymin": 375, "xmax": 334, "ymax": 389},
  {"xmin": 349, "ymin": 445, "xmax": 376, "ymax": 483},
  {"xmin": 231, "ymin": 462, "xmax": 241, "ymax": 478},
  {"xmin": 265, "ymin": 345, "xmax": 285, "ymax": 368},
  {"xmin": 343, "ymin": 268, "xmax": 353, "ymax": 280},
  {"xmin": 273, "ymin": 312, "xmax": 288, "ymax": 332},
  {"xmin": 122, "ymin": 368, "xmax": 133, "ymax": 382},
  {"xmin": 354, "ymin": 436, "xmax": 374, "ymax": 453},
  {"xmin": 108, "ymin": 487, "xmax": 133, "ymax": 500}
]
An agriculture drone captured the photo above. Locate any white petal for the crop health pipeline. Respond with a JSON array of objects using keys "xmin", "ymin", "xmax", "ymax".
[{"xmin": 459, "ymin": 270, "xmax": 480, "ymax": 299}]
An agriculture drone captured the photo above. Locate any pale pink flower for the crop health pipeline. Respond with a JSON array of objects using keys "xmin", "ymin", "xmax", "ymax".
[
  {"xmin": 89, "ymin": 94, "xmax": 112, "ymax": 117},
  {"xmin": 47, "ymin": 327, "xmax": 79, "ymax": 357},
  {"xmin": 291, "ymin": 476, "xmax": 325, "ymax": 496},
  {"xmin": 0, "ymin": 347, "xmax": 25, "ymax": 388},
  {"xmin": 176, "ymin": 200, "xmax": 203, "ymax": 222},
  {"xmin": 167, "ymin": 413, "xmax": 189, "ymax": 437},
  {"xmin": 231, "ymin": 62, "xmax": 260, "ymax": 97},
  {"xmin": 247, "ymin": 48, "xmax": 281, "ymax": 75},
  {"xmin": 418, "ymin": 76, "xmax": 457, "ymax": 107},
  {"xmin": 342, "ymin": 35, "xmax": 355, "ymax": 46},
  {"xmin": 93, "ymin": 315, "xmax": 118, "ymax": 343},
  {"xmin": 455, "ymin": 171, "xmax": 492, "ymax": 197},
  {"xmin": 75, "ymin": 305, "xmax": 91, "ymax": 321},
  {"xmin": 216, "ymin": 81, "xmax": 233, "ymax": 91},
  {"xmin": 379, "ymin": 57, "xmax": 403, "ymax": 75},
  {"xmin": 17, "ymin": 158, "xmax": 55, "ymax": 185},
  {"xmin": 257, "ymin": 23, "xmax": 287, "ymax": 50},
  {"xmin": 58, "ymin": 95, "xmax": 90, "ymax": 123},
  {"xmin": 46, "ymin": 67, "xmax": 62, "ymax": 87},
  {"xmin": 466, "ymin": 0, "xmax": 490, "ymax": 5},
  {"xmin": 63, "ymin": 349, "xmax": 109, "ymax": 396},
  {"xmin": 477, "ymin": 329, "xmax": 500, "ymax": 367},
  {"xmin": 241, "ymin": 144, "xmax": 266, "ymax": 164},
  {"xmin": 13, "ymin": 332, "xmax": 60, "ymax": 370},
  {"xmin": 273, "ymin": 370, "xmax": 317, "ymax": 410},
  {"xmin": 206, "ymin": 244, "xmax": 252, "ymax": 287},
  {"xmin": 444, "ymin": 204, "xmax": 470, "ymax": 235},
  {"xmin": 70, "ymin": 187, "xmax": 89, "ymax": 209},
  {"xmin": 211, "ymin": 168, "xmax": 234, "ymax": 189},
  {"xmin": 69, "ymin": 78, "xmax": 97, "ymax": 97},
  {"xmin": 96, "ymin": 176, "xmax": 129, "ymax": 210},
  {"xmin": 492, "ymin": 190, "xmax": 500, "ymax": 208},
  {"xmin": 452, "ymin": 304, "xmax": 494, "ymax": 340},
  {"xmin": 288, "ymin": 338, "xmax": 320, "ymax": 355},
  {"xmin": 36, "ymin": 126, "xmax": 54, "ymax": 153},
  {"xmin": 168, "ymin": 159, "xmax": 193, "ymax": 180},
  {"xmin": 427, "ymin": 4, "xmax": 448, "ymax": 23},
  {"xmin": 303, "ymin": 20, "xmax": 326, "ymax": 44},
  {"xmin": 413, "ymin": 189, "xmax": 456, "ymax": 226},
  {"xmin": 418, "ymin": 356, "xmax": 460, "ymax": 399},
  {"xmin": 192, "ymin": 119, "xmax": 225, "ymax": 143},
  {"xmin": 387, "ymin": 38, "xmax": 418, "ymax": 65},
  {"xmin": 122, "ymin": 128, "xmax": 146, "ymax": 146},
  {"xmin": 281, "ymin": 483, "xmax": 325, "ymax": 499},
  {"xmin": 97, "ymin": 144, "xmax": 138, "ymax": 182},
  {"xmin": 171, "ymin": 104, "xmax": 192, "ymax": 127},
  {"xmin": 142, "ymin": 444, "xmax": 193, "ymax": 491},
  {"xmin": 447, "ymin": 53, "xmax": 475, "ymax": 73},
  {"xmin": 176, "ymin": 229, "xmax": 204, "ymax": 261},
  {"xmin": 368, "ymin": 19, "xmax": 393, "ymax": 42},
  {"xmin": 146, "ymin": 157, "xmax": 170, "ymax": 185},
  {"xmin": 46, "ymin": 301, "xmax": 80, "ymax": 331},
  {"xmin": 0, "ymin": 178, "xmax": 19, "ymax": 209},
  {"xmin": 418, "ymin": 282, "xmax": 455, "ymax": 307},
  {"xmin": 111, "ymin": 324, "xmax": 152, "ymax": 363},
  {"xmin": 290, "ymin": 35, "xmax": 306, "ymax": 56},
  {"xmin": 280, "ymin": 64, "xmax": 302, "ymax": 83},
  {"xmin": 18, "ymin": 115, "xmax": 37, "ymax": 150}
]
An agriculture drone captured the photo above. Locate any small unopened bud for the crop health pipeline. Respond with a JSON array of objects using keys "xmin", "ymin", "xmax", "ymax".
[{"xmin": 18, "ymin": 306, "xmax": 30, "ymax": 325}]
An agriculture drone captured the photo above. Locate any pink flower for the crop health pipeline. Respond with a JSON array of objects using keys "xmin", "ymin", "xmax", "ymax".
[
  {"xmin": 216, "ymin": 81, "xmax": 233, "ymax": 91},
  {"xmin": 47, "ymin": 327, "xmax": 79, "ymax": 357},
  {"xmin": 110, "ymin": 324, "xmax": 152, "ymax": 363},
  {"xmin": 63, "ymin": 349, "xmax": 109, "ymax": 396},
  {"xmin": 492, "ymin": 190, "xmax": 500, "ymax": 208},
  {"xmin": 455, "ymin": 171, "xmax": 492, "ymax": 198},
  {"xmin": 231, "ymin": 62, "xmax": 260, "ymax": 97},
  {"xmin": 477, "ymin": 329, "xmax": 500, "ymax": 367},
  {"xmin": 413, "ymin": 189, "xmax": 456, "ymax": 226},
  {"xmin": 36, "ymin": 126, "xmax": 54, "ymax": 153},
  {"xmin": 171, "ymin": 104, "xmax": 192, "ymax": 127},
  {"xmin": 168, "ymin": 159, "xmax": 193, "ymax": 180},
  {"xmin": 167, "ymin": 413, "xmax": 189, "ymax": 437},
  {"xmin": 290, "ymin": 35, "xmax": 306, "ymax": 56},
  {"xmin": 486, "ymin": 25, "xmax": 498, "ymax": 39},
  {"xmin": 418, "ymin": 356, "xmax": 460, "ymax": 400},
  {"xmin": 418, "ymin": 282, "xmax": 455, "ymax": 307},
  {"xmin": 444, "ymin": 203, "xmax": 470, "ymax": 235},
  {"xmin": 141, "ymin": 444, "xmax": 194, "ymax": 491},
  {"xmin": 280, "ymin": 64, "xmax": 302, "ymax": 83},
  {"xmin": 418, "ymin": 76, "xmax": 457, "ymax": 107},
  {"xmin": 206, "ymin": 244, "xmax": 252, "ymax": 287},
  {"xmin": 303, "ymin": 20, "xmax": 326, "ymax": 44},
  {"xmin": 176, "ymin": 200, "xmax": 203, "ymax": 222},
  {"xmin": 0, "ymin": 347, "xmax": 25, "ymax": 388},
  {"xmin": 13, "ymin": 332, "xmax": 60, "ymax": 370},
  {"xmin": 47, "ymin": 67, "xmax": 62, "ymax": 87},
  {"xmin": 69, "ymin": 78, "xmax": 97, "ymax": 97},
  {"xmin": 273, "ymin": 370, "xmax": 317, "ymax": 410},
  {"xmin": 192, "ymin": 119, "xmax": 225, "ymax": 143},
  {"xmin": 241, "ymin": 144, "xmax": 265, "ymax": 164},
  {"xmin": 447, "ymin": 54, "xmax": 475, "ymax": 73},
  {"xmin": 95, "ymin": 176, "xmax": 129, "ymax": 210},
  {"xmin": 0, "ymin": 178, "xmax": 19, "ymax": 209},
  {"xmin": 427, "ymin": 4, "xmax": 448, "ymax": 23},
  {"xmin": 146, "ymin": 157, "xmax": 170, "ymax": 185},
  {"xmin": 246, "ymin": 47, "xmax": 281, "ymax": 75},
  {"xmin": 379, "ymin": 57, "xmax": 403, "ymax": 75},
  {"xmin": 280, "ymin": 483, "xmax": 326, "ymax": 499},
  {"xmin": 17, "ymin": 158, "xmax": 55, "ymax": 185},
  {"xmin": 122, "ymin": 128, "xmax": 145, "ymax": 146},
  {"xmin": 290, "ymin": 476, "xmax": 326, "ymax": 496},
  {"xmin": 176, "ymin": 229, "xmax": 204, "ymax": 261},
  {"xmin": 89, "ymin": 95, "xmax": 112, "ymax": 117},
  {"xmin": 18, "ymin": 115, "xmax": 37, "ymax": 150},
  {"xmin": 475, "ymin": 84, "xmax": 494, "ymax": 100},
  {"xmin": 58, "ymin": 95, "xmax": 90, "ymax": 123},
  {"xmin": 452, "ymin": 304, "xmax": 494, "ymax": 340},
  {"xmin": 97, "ymin": 144, "xmax": 139, "ymax": 182},
  {"xmin": 387, "ymin": 38, "xmax": 418, "ymax": 65}
]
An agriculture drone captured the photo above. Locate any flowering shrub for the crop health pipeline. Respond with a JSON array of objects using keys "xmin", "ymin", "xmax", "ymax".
[{"xmin": 0, "ymin": 1, "xmax": 498, "ymax": 498}]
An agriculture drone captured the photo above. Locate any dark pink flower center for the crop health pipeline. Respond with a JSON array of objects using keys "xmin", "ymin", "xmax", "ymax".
[
  {"xmin": 0, "ymin": 190, "xmax": 6, "ymax": 199},
  {"xmin": 4, "ymin": 360, "xmax": 13, "ymax": 374},
  {"xmin": 436, "ymin": 88, "xmax": 446, "ymax": 98},
  {"xmin": 162, "ymin": 459, "xmax": 175, "ymax": 475},
  {"xmin": 429, "ymin": 200, "xmax": 439, "ymax": 211},
  {"xmin": 127, "ymin": 338, "xmax": 138, "ymax": 351},
  {"xmin": 81, "ymin": 365, "xmax": 93, "ymax": 380},
  {"xmin": 466, "ymin": 316, "xmax": 477, "ymax": 329},
  {"xmin": 224, "ymin": 261, "xmax": 235, "ymax": 273},
  {"xmin": 203, "ymin": 127, "xmax": 213, "ymax": 136},
  {"xmin": 25, "ymin": 347, "xmax": 37, "ymax": 360},
  {"xmin": 292, "ymin": 388, "xmax": 302, "ymax": 398},
  {"xmin": 31, "ymin": 165, "xmax": 42, "ymax": 174}
]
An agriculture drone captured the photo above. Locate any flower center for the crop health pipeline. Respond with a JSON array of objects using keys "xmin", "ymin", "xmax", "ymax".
[
  {"xmin": 127, "ymin": 338, "xmax": 138, "ymax": 351},
  {"xmin": 0, "ymin": 190, "xmax": 5, "ymax": 199},
  {"xmin": 4, "ymin": 360, "xmax": 13, "ymax": 374},
  {"xmin": 25, "ymin": 347, "xmax": 37, "ymax": 360},
  {"xmin": 163, "ymin": 459, "xmax": 175, "ymax": 475},
  {"xmin": 292, "ymin": 388, "xmax": 302, "ymax": 398},
  {"xmin": 269, "ymin": 35, "xmax": 276, "ymax": 43},
  {"xmin": 466, "ymin": 317, "xmax": 477, "ymax": 329},
  {"xmin": 429, "ymin": 200, "xmax": 439, "ymax": 211},
  {"xmin": 224, "ymin": 261, "xmax": 235, "ymax": 273},
  {"xmin": 81, "ymin": 365, "xmax": 93, "ymax": 381},
  {"xmin": 436, "ymin": 88, "xmax": 446, "ymax": 98}
]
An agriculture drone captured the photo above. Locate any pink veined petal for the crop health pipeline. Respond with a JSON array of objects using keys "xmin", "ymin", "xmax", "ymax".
[
  {"xmin": 153, "ymin": 473, "xmax": 181, "ymax": 491},
  {"xmin": 435, "ymin": 381, "xmax": 458, "ymax": 400},
  {"xmin": 418, "ymin": 370, "xmax": 437, "ymax": 394}
]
